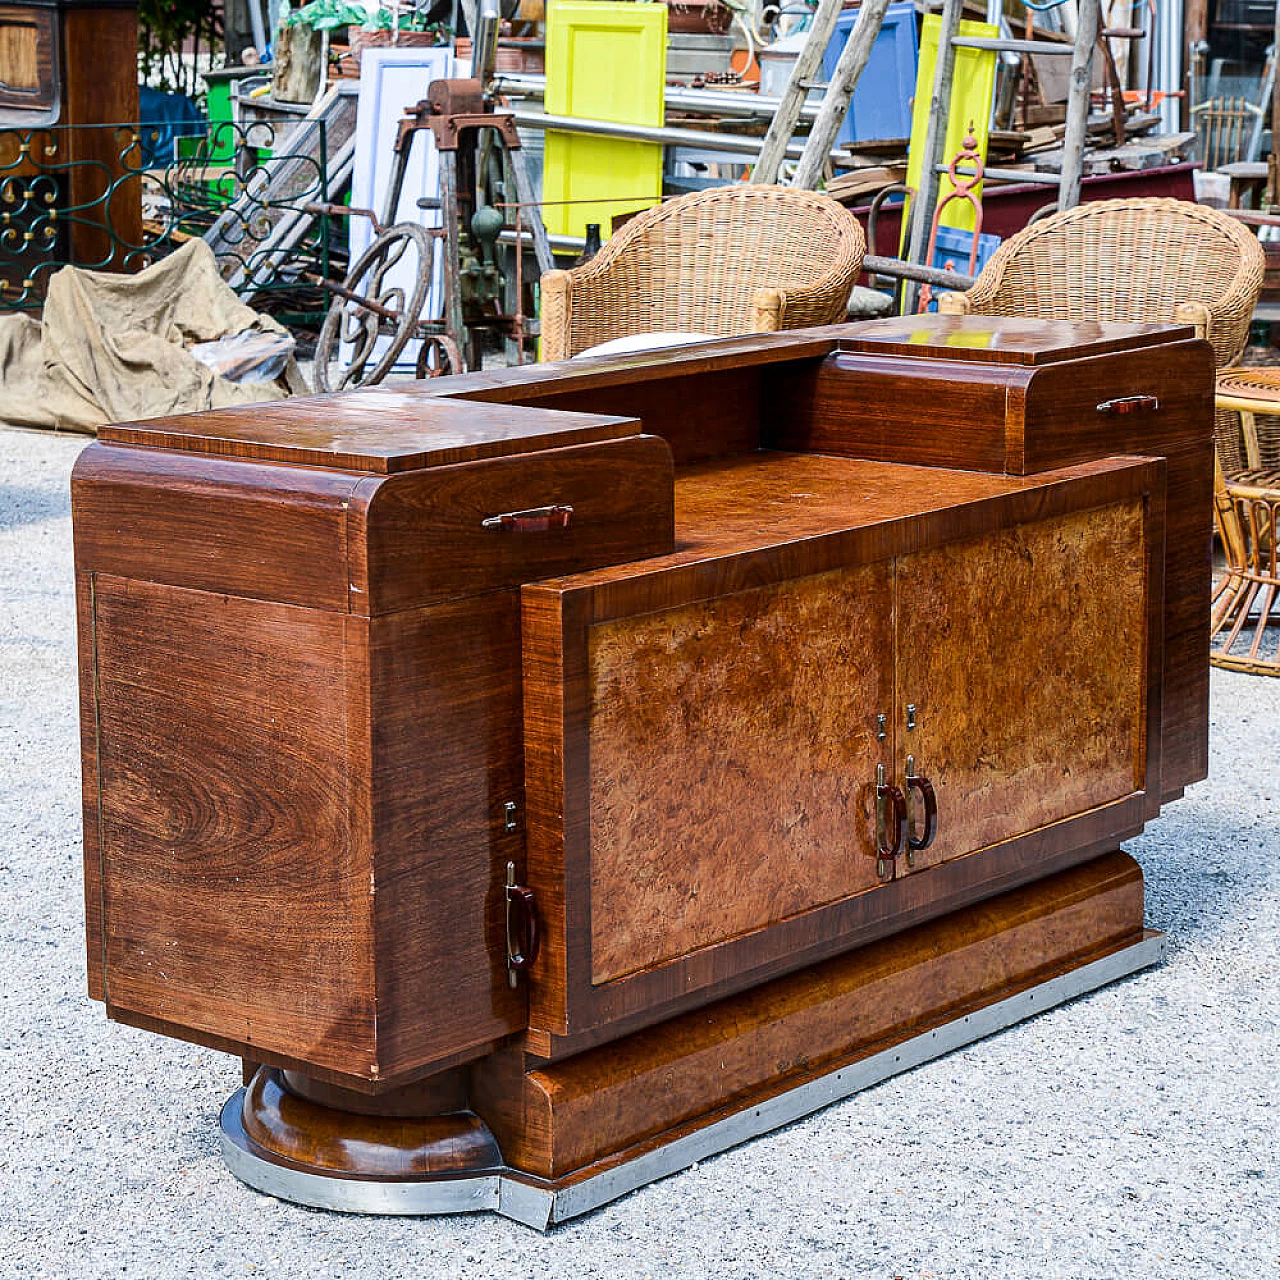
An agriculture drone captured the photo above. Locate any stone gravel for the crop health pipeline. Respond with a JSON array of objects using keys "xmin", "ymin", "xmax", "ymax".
[{"xmin": 1, "ymin": 425, "xmax": 1277, "ymax": 1279}]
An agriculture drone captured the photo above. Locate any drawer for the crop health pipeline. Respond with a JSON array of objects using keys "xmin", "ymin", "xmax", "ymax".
[{"xmin": 352, "ymin": 434, "xmax": 674, "ymax": 613}]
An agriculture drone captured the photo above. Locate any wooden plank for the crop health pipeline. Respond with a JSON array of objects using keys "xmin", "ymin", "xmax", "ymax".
[{"xmin": 101, "ymin": 397, "xmax": 641, "ymax": 475}]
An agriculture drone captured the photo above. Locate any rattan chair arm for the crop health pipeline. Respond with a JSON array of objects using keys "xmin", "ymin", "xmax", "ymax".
[
  {"xmin": 937, "ymin": 291, "xmax": 973, "ymax": 315},
  {"xmin": 539, "ymin": 268, "xmax": 574, "ymax": 362}
]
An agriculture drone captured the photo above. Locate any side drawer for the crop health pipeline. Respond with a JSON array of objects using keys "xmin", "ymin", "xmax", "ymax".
[{"xmin": 353, "ymin": 435, "xmax": 675, "ymax": 614}]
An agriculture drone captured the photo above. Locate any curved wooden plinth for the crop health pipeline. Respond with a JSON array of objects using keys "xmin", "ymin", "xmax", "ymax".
[{"xmin": 223, "ymin": 1066, "xmax": 502, "ymax": 1209}]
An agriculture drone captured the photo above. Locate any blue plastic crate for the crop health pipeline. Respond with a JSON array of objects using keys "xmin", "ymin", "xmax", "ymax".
[
  {"xmin": 926, "ymin": 224, "xmax": 1001, "ymax": 312},
  {"xmin": 822, "ymin": 2, "xmax": 919, "ymax": 147}
]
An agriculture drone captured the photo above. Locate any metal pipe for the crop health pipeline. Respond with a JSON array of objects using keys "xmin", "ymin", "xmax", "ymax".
[
  {"xmin": 474, "ymin": 0, "xmax": 502, "ymax": 90},
  {"xmin": 864, "ymin": 253, "xmax": 975, "ymax": 288},
  {"xmin": 495, "ymin": 73, "xmax": 822, "ymax": 122},
  {"xmin": 510, "ymin": 109, "xmax": 815, "ymax": 159},
  {"xmin": 943, "ymin": 164, "xmax": 1063, "ymax": 184}
]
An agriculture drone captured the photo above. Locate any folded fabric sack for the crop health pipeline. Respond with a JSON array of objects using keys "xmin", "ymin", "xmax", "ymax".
[{"xmin": 0, "ymin": 238, "xmax": 306, "ymax": 433}]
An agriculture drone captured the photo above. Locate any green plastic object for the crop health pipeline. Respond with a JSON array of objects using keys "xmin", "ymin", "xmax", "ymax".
[{"xmin": 542, "ymin": 0, "xmax": 667, "ymax": 241}]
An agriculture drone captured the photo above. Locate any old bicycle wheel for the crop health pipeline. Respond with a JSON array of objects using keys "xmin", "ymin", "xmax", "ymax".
[{"xmin": 313, "ymin": 223, "xmax": 435, "ymax": 393}]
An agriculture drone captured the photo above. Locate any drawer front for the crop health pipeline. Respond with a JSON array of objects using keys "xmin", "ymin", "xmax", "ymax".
[
  {"xmin": 1015, "ymin": 341, "xmax": 1213, "ymax": 474},
  {"xmin": 355, "ymin": 435, "xmax": 674, "ymax": 614}
]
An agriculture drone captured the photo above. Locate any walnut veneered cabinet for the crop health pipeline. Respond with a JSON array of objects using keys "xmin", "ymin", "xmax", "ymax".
[{"xmin": 72, "ymin": 317, "xmax": 1213, "ymax": 1227}]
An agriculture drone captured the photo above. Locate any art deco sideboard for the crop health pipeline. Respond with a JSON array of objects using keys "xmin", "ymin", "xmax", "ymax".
[{"xmin": 71, "ymin": 316, "xmax": 1214, "ymax": 1227}]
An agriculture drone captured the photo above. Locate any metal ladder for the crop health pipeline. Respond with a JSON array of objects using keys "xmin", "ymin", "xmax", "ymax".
[{"xmin": 903, "ymin": 0, "xmax": 1105, "ymax": 281}]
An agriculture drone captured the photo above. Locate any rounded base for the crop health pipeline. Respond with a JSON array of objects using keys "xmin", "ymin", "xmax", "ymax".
[{"xmin": 218, "ymin": 1068, "xmax": 504, "ymax": 1216}]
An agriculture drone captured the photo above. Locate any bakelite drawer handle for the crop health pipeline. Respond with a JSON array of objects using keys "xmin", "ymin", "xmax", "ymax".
[
  {"xmin": 1097, "ymin": 395, "xmax": 1159, "ymax": 415},
  {"xmin": 482, "ymin": 504, "xmax": 573, "ymax": 533},
  {"xmin": 505, "ymin": 862, "xmax": 540, "ymax": 987},
  {"xmin": 875, "ymin": 764, "xmax": 907, "ymax": 880},
  {"xmin": 906, "ymin": 769, "xmax": 938, "ymax": 854}
]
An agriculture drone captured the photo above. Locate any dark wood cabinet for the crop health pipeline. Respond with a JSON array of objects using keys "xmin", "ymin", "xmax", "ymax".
[{"xmin": 73, "ymin": 316, "xmax": 1213, "ymax": 1224}]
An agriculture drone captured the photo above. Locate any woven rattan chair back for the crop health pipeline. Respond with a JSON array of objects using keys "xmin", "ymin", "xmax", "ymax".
[
  {"xmin": 939, "ymin": 197, "xmax": 1266, "ymax": 472},
  {"xmin": 1192, "ymin": 96, "xmax": 1264, "ymax": 171},
  {"xmin": 539, "ymin": 185, "xmax": 865, "ymax": 361}
]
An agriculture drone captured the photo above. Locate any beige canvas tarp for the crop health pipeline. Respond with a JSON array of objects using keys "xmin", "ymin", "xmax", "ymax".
[{"xmin": 0, "ymin": 239, "xmax": 306, "ymax": 434}]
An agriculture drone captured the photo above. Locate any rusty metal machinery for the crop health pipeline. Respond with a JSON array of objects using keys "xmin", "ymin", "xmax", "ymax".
[{"xmin": 312, "ymin": 75, "xmax": 553, "ymax": 391}]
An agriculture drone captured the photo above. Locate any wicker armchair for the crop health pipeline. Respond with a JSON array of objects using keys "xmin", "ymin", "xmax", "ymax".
[
  {"xmin": 939, "ymin": 197, "xmax": 1265, "ymax": 472},
  {"xmin": 540, "ymin": 185, "xmax": 865, "ymax": 362},
  {"xmin": 939, "ymin": 197, "xmax": 1274, "ymax": 671}
]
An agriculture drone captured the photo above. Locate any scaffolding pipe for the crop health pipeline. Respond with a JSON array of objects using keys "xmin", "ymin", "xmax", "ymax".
[{"xmin": 495, "ymin": 74, "xmax": 822, "ymax": 122}]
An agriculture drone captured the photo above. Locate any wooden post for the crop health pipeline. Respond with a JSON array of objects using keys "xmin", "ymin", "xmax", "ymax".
[
  {"xmin": 1057, "ymin": 0, "xmax": 1100, "ymax": 211},
  {"xmin": 789, "ymin": 0, "xmax": 893, "ymax": 190},
  {"xmin": 752, "ymin": 0, "xmax": 845, "ymax": 185},
  {"xmin": 1269, "ymin": 0, "xmax": 1280, "ymax": 208}
]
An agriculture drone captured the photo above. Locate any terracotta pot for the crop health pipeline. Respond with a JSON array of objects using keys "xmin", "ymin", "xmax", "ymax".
[
  {"xmin": 347, "ymin": 28, "xmax": 444, "ymax": 62},
  {"xmin": 663, "ymin": 0, "xmax": 734, "ymax": 35},
  {"xmin": 454, "ymin": 36, "xmax": 545, "ymax": 74}
]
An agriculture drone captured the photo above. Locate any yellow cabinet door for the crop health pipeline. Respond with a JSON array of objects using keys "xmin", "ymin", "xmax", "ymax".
[{"xmin": 543, "ymin": 0, "xmax": 667, "ymax": 240}]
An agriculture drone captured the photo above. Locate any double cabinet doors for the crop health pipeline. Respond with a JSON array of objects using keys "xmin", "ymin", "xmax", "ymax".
[{"xmin": 520, "ymin": 460, "xmax": 1162, "ymax": 1041}]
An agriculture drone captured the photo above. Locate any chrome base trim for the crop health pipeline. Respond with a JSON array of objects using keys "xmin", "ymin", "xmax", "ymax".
[{"xmin": 218, "ymin": 934, "xmax": 1164, "ymax": 1228}]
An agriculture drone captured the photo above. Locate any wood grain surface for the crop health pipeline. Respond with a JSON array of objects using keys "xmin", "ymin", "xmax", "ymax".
[
  {"xmin": 473, "ymin": 851, "xmax": 1146, "ymax": 1178},
  {"xmin": 522, "ymin": 450, "xmax": 1161, "ymax": 1045},
  {"xmin": 71, "ymin": 444, "xmax": 359, "ymax": 612},
  {"xmin": 101, "ymin": 395, "xmax": 641, "ymax": 475},
  {"xmin": 895, "ymin": 500, "xmax": 1148, "ymax": 872},
  {"xmin": 833, "ymin": 315, "xmax": 1192, "ymax": 365},
  {"xmin": 351, "ymin": 436, "xmax": 674, "ymax": 614},
  {"xmin": 587, "ymin": 562, "xmax": 893, "ymax": 983},
  {"xmin": 92, "ymin": 576, "xmax": 376, "ymax": 1077}
]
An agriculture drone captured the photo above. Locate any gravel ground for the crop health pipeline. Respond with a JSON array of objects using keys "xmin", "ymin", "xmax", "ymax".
[{"xmin": 1, "ymin": 424, "xmax": 1277, "ymax": 1279}]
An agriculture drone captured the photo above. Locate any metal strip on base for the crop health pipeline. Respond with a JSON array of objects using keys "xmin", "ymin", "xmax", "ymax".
[{"xmin": 219, "ymin": 933, "xmax": 1165, "ymax": 1228}]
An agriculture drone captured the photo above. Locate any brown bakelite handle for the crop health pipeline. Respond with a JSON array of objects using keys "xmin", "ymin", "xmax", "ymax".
[
  {"xmin": 505, "ymin": 882, "xmax": 540, "ymax": 971},
  {"xmin": 482, "ymin": 504, "xmax": 573, "ymax": 533},
  {"xmin": 877, "ymin": 782, "xmax": 907, "ymax": 859},
  {"xmin": 906, "ymin": 772, "xmax": 938, "ymax": 852},
  {"xmin": 1097, "ymin": 395, "xmax": 1159, "ymax": 415}
]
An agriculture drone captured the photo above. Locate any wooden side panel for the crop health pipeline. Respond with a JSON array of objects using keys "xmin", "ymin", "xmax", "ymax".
[
  {"xmin": 368, "ymin": 593, "xmax": 526, "ymax": 1079},
  {"xmin": 76, "ymin": 571, "xmax": 104, "ymax": 1001},
  {"xmin": 91, "ymin": 576, "xmax": 376, "ymax": 1076},
  {"xmin": 70, "ymin": 444, "xmax": 358, "ymax": 611},
  {"xmin": 515, "ymin": 367, "xmax": 764, "ymax": 465},
  {"xmin": 586, "ymin": 563, "xmax": 894, "ymax": 983},
  {"xmin": 897, "ymin": 500, "xmax": 1148, "ymax": 871},
  {"xmin": 763, "ymin": 354, "xmax": 1013, "ymax": 471},
  {"xmin": 1017, "ymin": 344, "xmax": 1216, "ymax": 798},
  {"xmin": 355, "ymin": 436, "xmax": 674, "ymax": 614},
  {"xmin": 476, "ymin": 851, "xmax": 1146, "ymax": 1178}
]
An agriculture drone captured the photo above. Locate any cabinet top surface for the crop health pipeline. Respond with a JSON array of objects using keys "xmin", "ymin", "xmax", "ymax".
[
  {"xmin": 98, "ymin": 392, "xmax": 640, "ymax": 474},
  {"xmin": 530, "ymin": 449, "xmax": 1152, "ymax": 593},
  {"xmin": 834, "ymin": 315, "xmax": 1195, "ymax": 365}
]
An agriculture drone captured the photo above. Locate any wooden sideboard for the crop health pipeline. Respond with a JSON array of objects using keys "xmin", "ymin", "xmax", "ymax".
[{"xmin": 72, "ymin": 316, "xmax": 1214, "ymax": 1226}]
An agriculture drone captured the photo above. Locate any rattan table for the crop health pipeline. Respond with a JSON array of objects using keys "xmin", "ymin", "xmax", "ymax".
[{"xmin": 1213, "ymin": 367, "xmax": 1280, "ymax": 673}]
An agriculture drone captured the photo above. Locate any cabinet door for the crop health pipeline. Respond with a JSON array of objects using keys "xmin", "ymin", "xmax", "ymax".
[
  {"xmin": 523, "ymin": 559, "xmax": 895, "ymax": 1037},
  {"xmin": 894, "ymin": 496, "xmax": 1151, "ymax": 874}
]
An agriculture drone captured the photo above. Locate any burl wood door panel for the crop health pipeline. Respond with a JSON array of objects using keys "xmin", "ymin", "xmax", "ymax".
[
  {"xmin": 587, "ymin": 563, "xmax": 894, "ymax": 984},
  {"xmin": 89, "ymin": 576, "xmax": 376, "ymax": 1077},
  {"xmin": 896, "ymin": 498, "xmax": 1149, "ymax": 872},
  {"xmin": 523, "ymin": 557, "xmax": 895, "ymax": 1035}
]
